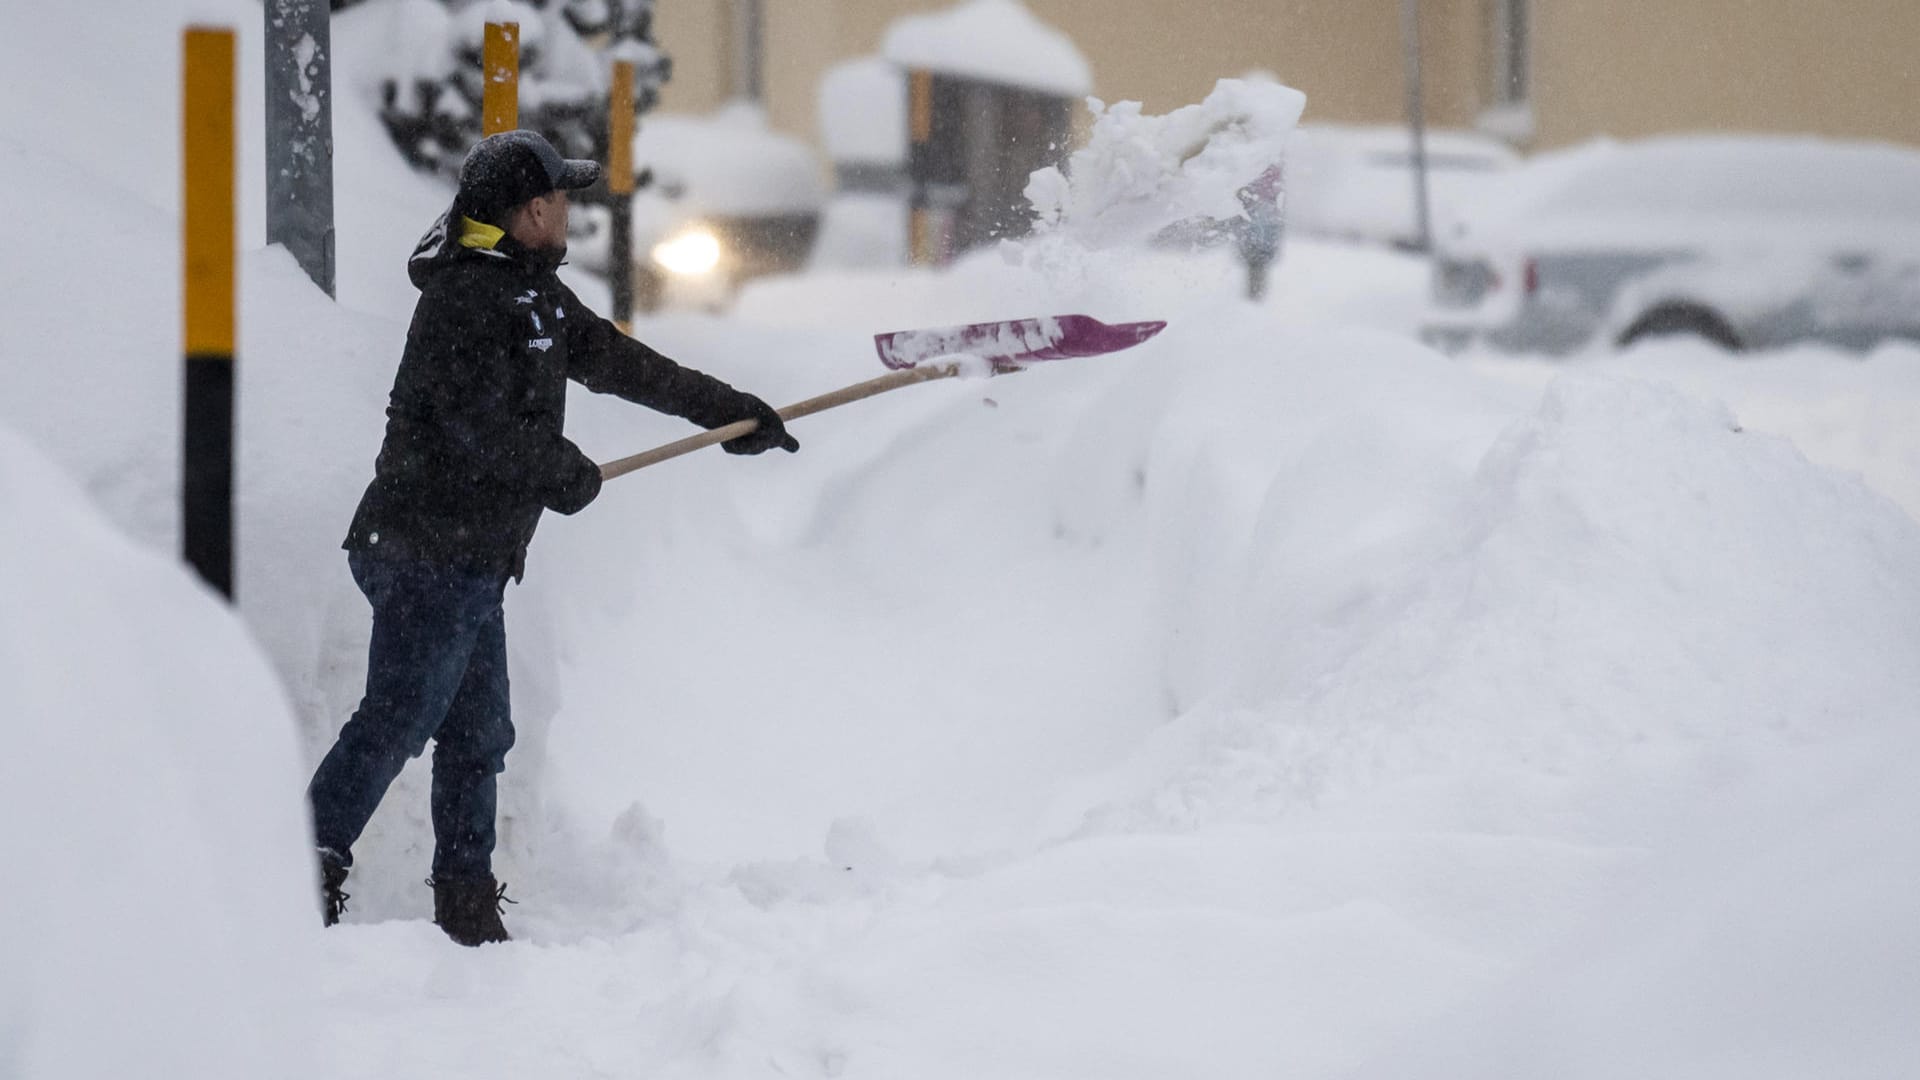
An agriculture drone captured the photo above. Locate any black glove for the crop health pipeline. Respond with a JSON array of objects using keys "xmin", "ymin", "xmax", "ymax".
[
  {"xmin": 545, "ymin": 448, "xmax": 604, "ymax": 515},
  {"xmin": 721, "ymin": 393, "xmax": 799, "ymax": 455}
]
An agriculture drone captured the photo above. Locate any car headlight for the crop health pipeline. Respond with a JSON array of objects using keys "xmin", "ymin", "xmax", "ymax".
[{"xmin": 651, "ymin": 228, "xmax": 722, "ymax": 276}]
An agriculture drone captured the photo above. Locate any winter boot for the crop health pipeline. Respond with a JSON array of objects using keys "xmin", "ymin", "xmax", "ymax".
[
  {"xmin": 318, "ymin": 848, "xmax": 351, "ymax": 928},
  {"xmin": 429, "ymin": 873, "xmax": 515, "ymax": 947}
]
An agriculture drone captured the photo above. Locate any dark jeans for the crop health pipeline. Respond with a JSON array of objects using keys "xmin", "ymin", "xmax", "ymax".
[{"xmin": 307, "ymin": 551, "xmax": 515, "ymax": 880}]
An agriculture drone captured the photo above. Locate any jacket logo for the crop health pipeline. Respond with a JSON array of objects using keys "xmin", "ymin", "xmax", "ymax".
[
  {"xmin": 531, "ymin": 311, "xmax": 544, "ymax": 332},
  {"xmin": 514, "ymin": 290, "xmax": 538, "ymax": 306},
  {"xmin": 528, "ymin": 337, "xmax": 554, "ymax": 352}
]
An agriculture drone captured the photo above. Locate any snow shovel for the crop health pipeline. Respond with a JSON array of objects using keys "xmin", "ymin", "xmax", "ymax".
[{"xmin": 598, "ymin": 314, "xmax": 1166, "ymax": 481}]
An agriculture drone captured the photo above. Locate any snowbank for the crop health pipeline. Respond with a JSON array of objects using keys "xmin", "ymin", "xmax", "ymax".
[
  {"xmin": 1354, "ymin": 732, "xmax": 1920, "ymax": 1080},
  {"xmin": 9, "ymin": 6, "xmax": 1920, "ymax": 1077},
  {"xmin": 1084, "ymin": 367, "xmax": 1920, "ymax": 823},
  {"xmin": 535, "ymin": 298, "xmax": 1920, "ymax": 1078},
  {"xmin": 0, "ymin": 428, "xmax": 317, "ymax": 1080},
  {"xmin": 880, "ymin": 0, "xmax": 1092, "ymax": 97},
  {"xmin": 1472, "ymin": 338, "xmax": 1920, "ymax": 522}
]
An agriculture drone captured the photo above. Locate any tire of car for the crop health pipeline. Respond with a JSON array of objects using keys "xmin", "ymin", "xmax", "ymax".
[{"xmin": 1617, "ymin": 302, "xmax": 1744, "ymax": 352}]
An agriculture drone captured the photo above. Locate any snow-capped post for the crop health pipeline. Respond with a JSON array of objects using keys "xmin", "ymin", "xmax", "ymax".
[
  {"xmin": 182, "ymin": 26, "xmax": 237, "ymax": 600},
  {"xmin": 608, "ymin": 58, "xmax": 636, "ymax": 329},
  {"xmin": 263, "ymin": 0, "xmax": 336, "ymax": 297},
  {"xmin": 482, "ymin": 21, "xmax": 520, "ymax": 136}
]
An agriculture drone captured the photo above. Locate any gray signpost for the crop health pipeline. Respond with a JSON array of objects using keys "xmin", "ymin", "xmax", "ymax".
[
  {"xmin": 265, "ymin": 0, "xmax": 336, "ymax": 297},
  {"xmin": 1400, "ymin": 0, "xmax": 1435, "ymax": 256}
]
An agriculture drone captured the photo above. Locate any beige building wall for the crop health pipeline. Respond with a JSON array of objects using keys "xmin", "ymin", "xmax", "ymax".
[
  {"xmin": 652, "ymin": 1, "xmax": 861, "ymax": 145},
  {"xmin": 1532, "ymin": 0, "xmax": 1920, "ymax": 149},
  {"xmin": 651, "ymin": 0, "xmax": 730, "ymax": 113},
  {"xmin": 651, "ymin": 0, "xmax": 1456, "ymax": 148},
  {"xmin": 650, "ymin": 0, "xmax": 1920, "ymax": 157}
]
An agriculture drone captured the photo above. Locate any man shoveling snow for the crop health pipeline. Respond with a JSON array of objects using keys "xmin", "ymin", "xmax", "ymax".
[{"xmin": 304, "ymin": 130, "xmax": 798, "ymax": 947}]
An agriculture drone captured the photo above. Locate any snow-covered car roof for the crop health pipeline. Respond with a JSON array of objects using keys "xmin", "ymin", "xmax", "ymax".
[
  {"xmin": 1292, "ymin": 124, "xmax": 1520, "ymax": 170},
  {"xmin": 632, "ymin": 103, "xmax": 827, "ymax": 219},
  {"xmin": 1445, "ymin": 135, "xmax": 1920, "ymax": 252},
  {"xmin": 1286, "ymin": 124, "xmax": 1519, "ymax": 246}
]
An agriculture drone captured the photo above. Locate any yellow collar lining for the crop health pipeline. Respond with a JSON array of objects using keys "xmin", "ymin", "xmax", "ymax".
[{"xmin": 458, "ymin": 216, "xmax": 506, "ymax": 250}]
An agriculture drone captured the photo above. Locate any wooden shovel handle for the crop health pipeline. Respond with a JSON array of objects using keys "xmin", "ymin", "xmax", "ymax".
[{"xmin": 599, "ymin": 362, "xmax": 961, "ymax": 481}]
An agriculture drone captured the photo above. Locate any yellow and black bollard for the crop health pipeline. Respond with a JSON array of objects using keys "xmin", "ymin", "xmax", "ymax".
[{"xmin": 182, "ymin": 26, "xmax": 236, "ymax": 599}]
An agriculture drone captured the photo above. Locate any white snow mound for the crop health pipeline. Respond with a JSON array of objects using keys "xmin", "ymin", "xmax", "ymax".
[{"xmin": 0, "ymin": 427, "xmax": 318, "ymax": 1080}]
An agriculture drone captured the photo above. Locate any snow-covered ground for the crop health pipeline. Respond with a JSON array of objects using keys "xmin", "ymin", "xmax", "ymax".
[{"xmin": 5, "ymin": 1, "xmax": 1920, "ymax": 1078}]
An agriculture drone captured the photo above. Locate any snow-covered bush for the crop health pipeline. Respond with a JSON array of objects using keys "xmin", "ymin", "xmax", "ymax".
[{"xmin": 369, "ymin": 0, "xmax": 669, "ymax": 178}]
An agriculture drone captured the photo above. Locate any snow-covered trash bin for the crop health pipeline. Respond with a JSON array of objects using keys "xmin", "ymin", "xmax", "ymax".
[
  {"xmin": 811, "ymin": 56, "xmax": 910, "ymax": 270},
  {"xmin": 879, "ymin": 0, "xmax": 1091, "ymax": 265}
]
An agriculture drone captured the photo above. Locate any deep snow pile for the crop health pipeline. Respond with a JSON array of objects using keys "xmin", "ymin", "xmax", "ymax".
[
  {"xmin": 505, "ymin": 301, "xmax": 1920, "ymax": 1078},
  {"xmin": 1472, "ymin": 337, "xmax": 1920, "ymax": 522},
  {"xmin": 1068, "ymin": 358, "xmax": 1920, "ymax": 844},
  {"xmin": 7, "ymin": 0, "xmax": 1920, "ymax": 1076},
  {"xmin": 0, "ymin": 429, "xmax": 318, "ymax": 1079}
]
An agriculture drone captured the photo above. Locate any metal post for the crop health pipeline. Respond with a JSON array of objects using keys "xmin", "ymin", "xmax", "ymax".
[
  {"xmin": 907, "ymin": 68, "xmax": 933, "ymax": 265},
  {"xmin": 483, "ymin": 22, "xmax": 520, "ymax": 136},
  {"xmin": 1236, "ymin": 165, "xmax": 1284, "ymax": 301},
  {"xmin": 733, "ymin": 0, "xmax": 764, "ymax": 102},
  {"xmin": 264, "ymin": 0, "xmax": 335, "ymax": 296},
  {"xmin": 608, "ymin": 60, "xmax": 636, "ymax": 329},
  {"xmin": 1400, "ymin": 0, "xmax": 1435, "ymax": 255},
  {"xmin": 183, "ymin": 27, "xmax": 237, "ymax": 600}
]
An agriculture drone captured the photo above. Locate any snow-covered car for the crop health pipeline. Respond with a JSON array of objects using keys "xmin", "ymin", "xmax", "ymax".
[
  {"xmin": 1284, "ymin": 124, "xmax": 1518, "ymax": 251},
  {"xmin": 574, "ymin": 103, "xmax": 827, "ymax": 310},
  {"xmin": 1422, "ymin": 135, "xmax": 1920, "ymax": 355}
]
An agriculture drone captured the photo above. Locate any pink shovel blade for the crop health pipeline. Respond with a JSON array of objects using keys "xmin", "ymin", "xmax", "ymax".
[{"xmin": 873, "ymin": 314, "xmax": 1167, "ymax": 371}]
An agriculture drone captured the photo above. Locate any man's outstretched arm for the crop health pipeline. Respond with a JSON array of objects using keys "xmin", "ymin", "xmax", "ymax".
[{"xmin": 558, "ymin": 286, "xmax": 797, "ymax": 454}]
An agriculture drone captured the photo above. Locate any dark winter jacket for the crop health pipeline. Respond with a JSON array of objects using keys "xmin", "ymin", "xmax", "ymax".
[{"xmin": 344, "ymin": 210, "xmax": 776, "ymax": 578}]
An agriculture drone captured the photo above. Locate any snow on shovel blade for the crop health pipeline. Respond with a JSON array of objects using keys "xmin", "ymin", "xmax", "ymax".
[{"xmin": 873, "ymin": 314, "xmax": 1167, "ymax": 372}]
